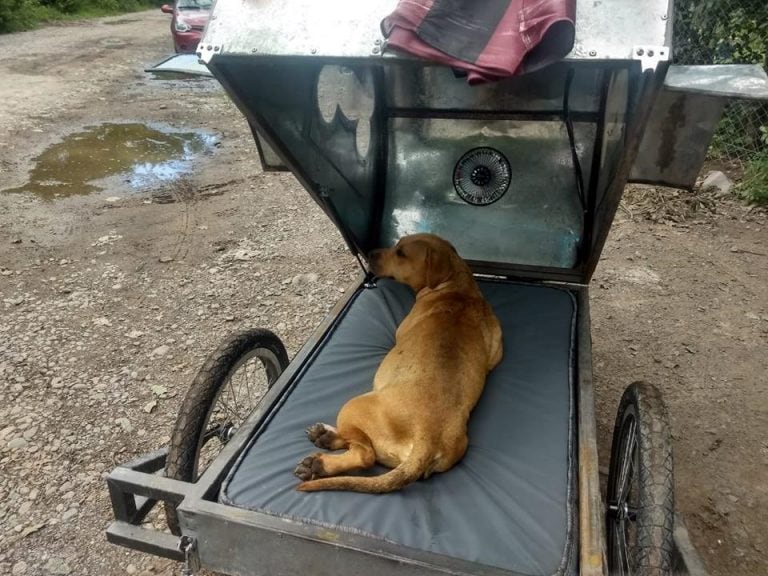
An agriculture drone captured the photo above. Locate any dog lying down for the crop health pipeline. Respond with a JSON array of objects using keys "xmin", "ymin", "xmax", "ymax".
[{"xmin": 294, "ymin": 233, "xmax": 503, "ymax": 493}]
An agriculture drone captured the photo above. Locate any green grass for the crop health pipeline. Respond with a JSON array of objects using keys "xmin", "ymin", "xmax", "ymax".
[
  {"xmin": 0, "ymin": 0, "xmax": 160, "ymax": 33},
  {"xmin": 737, "ymin": 151, "xmax": 768, "ymax": 204}
]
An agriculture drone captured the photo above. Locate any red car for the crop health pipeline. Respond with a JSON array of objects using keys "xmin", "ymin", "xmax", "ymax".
[{"xmin": 160, "ymin": 0, "xmax": 212, "ymax": 54}]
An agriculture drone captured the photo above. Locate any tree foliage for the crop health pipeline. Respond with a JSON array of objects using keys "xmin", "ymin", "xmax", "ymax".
[
  {"xmin": 674, "ymin": 0, "xmax": 768, "ymax": 67},
  {"xmin": 0, "ymin": 0, "xmax": 160, "ymax": 32}
]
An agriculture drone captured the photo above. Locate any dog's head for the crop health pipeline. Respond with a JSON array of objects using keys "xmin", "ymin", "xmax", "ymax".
[{"xmin": 368, "ymin": 233, "xmax": 460, "ymax": 293}]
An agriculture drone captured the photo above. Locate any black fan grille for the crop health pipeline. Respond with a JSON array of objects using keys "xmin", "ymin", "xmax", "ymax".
[{"xmin": 453, "ymin": 147, "xmax": 511, "ymax": 206}]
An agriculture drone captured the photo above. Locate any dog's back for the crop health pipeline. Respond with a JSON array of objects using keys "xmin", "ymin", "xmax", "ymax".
[{"xmin": 295, "ymin": 234, "xmax": 502, "ymax": 492}]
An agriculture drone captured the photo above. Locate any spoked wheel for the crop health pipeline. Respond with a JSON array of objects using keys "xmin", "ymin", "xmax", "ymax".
[
  {"xmin": 607, "ymin": 382, "xmax": 674, "ymax": 576},
  {"xmin": 164, "ymin": 329, "xmax": 289, "ymax": 535}
]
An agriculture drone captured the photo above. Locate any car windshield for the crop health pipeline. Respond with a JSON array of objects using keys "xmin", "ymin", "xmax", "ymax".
[{"xmin": 177, "ymin": 0, "xmax": 212, "ymax": 10}]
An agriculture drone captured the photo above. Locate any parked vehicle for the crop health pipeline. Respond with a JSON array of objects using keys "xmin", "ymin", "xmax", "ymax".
[{"xmin": 160, "ymin": 0, "xmax": 212, "ymax": 54}]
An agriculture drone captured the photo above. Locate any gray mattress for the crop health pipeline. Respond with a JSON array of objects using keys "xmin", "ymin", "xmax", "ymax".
[{"xmin": 220, "ymin": 279, "xmax": 577, "ymax": 576}]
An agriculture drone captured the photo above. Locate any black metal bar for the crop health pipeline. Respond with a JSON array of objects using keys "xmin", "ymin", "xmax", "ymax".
[
  {"xmin": 107, "ymin": 478, "xmax": 137, "ymax": 523},
  {"xmin": 130, "ymin": 448, "xmax": 168, "ymax": 474},
  {"xmin": 584, "ymin": 64, "xmax": 670, "ymax": 281},
  {"xmin": 388, "ymin": 107, "xmax": 598, "ymax": 123},
  {"xmin": 579, "ymin": 69, "xmax": 611, "ymax": 265},
  {"xmin": 369, "ymin": 65, "xmax": 388, "ymax": 249},
  {"xmin": 466, "ymin": 259, "xmax": 584, "ymax": 284},
  {"xmin": 106, "ymin": 522, "xmax": 184, "ymax": 562},
  {"xmin": 109, "ymin": 467, "xmax": 188, "ymax": 505}
]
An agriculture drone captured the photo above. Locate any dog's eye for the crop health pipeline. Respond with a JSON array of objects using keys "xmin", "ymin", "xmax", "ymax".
[{"xmin": 396, "ymin": 248, "xmax": 405, "ymax": 258}]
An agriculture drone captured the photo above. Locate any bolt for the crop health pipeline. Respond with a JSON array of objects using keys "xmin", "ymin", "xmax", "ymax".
[
  {"xmin": 589, "ymin": 50, "xmax": 597, "ymax": 57},
  {"xmin": 636, "ymin": 48, "xmax": 644, "ymax": 56}
]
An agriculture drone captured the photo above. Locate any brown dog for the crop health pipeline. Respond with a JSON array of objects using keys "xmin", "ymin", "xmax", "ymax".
[{"xmin": 294, "ymin": 233, "xmax": 503, "ymax": 493}]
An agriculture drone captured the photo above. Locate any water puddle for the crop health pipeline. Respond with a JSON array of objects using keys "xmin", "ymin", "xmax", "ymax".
[{"xmin": 4, "ymin": 123, "xmax": 218, "ymax": 200}]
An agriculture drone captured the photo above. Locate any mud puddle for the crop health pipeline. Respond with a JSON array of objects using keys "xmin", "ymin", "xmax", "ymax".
[{"xmin": 3, "ymin": 123, "xmax": 218, "ymax": 200}]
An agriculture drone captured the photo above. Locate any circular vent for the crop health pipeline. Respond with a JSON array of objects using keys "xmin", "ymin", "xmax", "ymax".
[{"xmin": 453, "ymin": 147, "xmax": 511, "ymax": 206}]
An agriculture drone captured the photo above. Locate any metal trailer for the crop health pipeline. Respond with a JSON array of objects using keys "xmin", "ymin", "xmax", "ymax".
[{"xmin": 114, "ymin": 1, "xmax": 768, "ymax": 575}]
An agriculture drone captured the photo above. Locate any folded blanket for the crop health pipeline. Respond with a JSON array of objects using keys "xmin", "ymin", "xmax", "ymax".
[{"xmin": 381, "ymin": 0, "xmax": 576, "ymax": 84}]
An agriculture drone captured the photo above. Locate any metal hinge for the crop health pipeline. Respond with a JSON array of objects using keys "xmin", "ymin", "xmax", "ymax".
[
  {"xmin": 179, "ymin": 535, "xmax": 200, "ymax": 576},
  {"xmin": 632, "ymin": 46, "xmax": 671, "ymax": 72}
]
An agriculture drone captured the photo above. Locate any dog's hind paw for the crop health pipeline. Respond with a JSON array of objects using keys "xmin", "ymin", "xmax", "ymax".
[
  {"xmin": 294, "ymin": 454, "xmax": 325, "ymax": 481},
  {"xmin": 306, "ymin": 423, "xmax": 340, "ymax": 449}
]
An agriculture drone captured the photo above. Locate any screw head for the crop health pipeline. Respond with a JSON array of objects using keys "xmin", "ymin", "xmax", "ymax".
[
  {"xmin": 310, "ymin": 48, "xmax": 317, "ymax": 54},
  {"xmin": 647, "ymin": 49, "xmax": 655, "ymax": 57},
  {"xmin": 636, "ymin": 48, "xmax": 645, "ymax": 56},
  {"xmin": 372, "ymin": 46, "xmax": 380, "ymax": 55},
  {"xmin": 374, "ymin": 38, "xmax": 382, "ymax": 45},
  {"xmin": 589, "ymin": 49, "xmax": 597, "ymax": 57}
]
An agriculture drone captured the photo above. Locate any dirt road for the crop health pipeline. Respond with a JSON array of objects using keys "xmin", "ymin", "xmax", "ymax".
[{"xmin": 1, "ymin": 10, "xmax": 766, "ymax": 576}]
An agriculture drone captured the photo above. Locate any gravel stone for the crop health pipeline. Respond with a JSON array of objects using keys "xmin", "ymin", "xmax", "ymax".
[
  {"xmin": 6, "ymin": 437, "xmax": 28, "ymax": 450},
  {"xmin": 43, "ymin": 558, "xmax": 71, "ymax": 575},
  {"xmin": 12, "ymin": 561, "xmax": 28, "ymax": 575}
]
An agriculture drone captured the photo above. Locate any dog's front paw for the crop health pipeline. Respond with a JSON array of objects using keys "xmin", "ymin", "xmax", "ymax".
[{"xmin": 294, "ymin": 454, "xmax": 325, "ymax": 481}]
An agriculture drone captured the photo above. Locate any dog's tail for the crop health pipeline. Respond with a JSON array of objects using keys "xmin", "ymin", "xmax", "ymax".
[{"xmin": 296, "ymin": 443, "xmax": 432, "ymax": 494}]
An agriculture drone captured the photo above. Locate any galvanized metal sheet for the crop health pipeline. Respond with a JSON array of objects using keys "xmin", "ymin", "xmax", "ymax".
[
  {"xmin": 201, "ymin": 0, "xmax": 671, "ymax": 63},
  {"xmin": 146, "ymin": 54, "xmax": 212, "ymax": 77},
  {"xmin": 664, "ymin": 64, "xmax": 768, "ymax": 100},
  {"xmin": 630, "ymin": 89, "xmax": 725, "ymax": 190}
]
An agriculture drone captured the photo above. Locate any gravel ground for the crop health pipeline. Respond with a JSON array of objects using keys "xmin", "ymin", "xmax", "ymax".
[{"xmin": 1, "ymin": 10, "xmax": 767, "ymax": 576}]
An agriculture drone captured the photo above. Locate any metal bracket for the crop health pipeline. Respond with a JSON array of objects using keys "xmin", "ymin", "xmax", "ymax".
[{"xmin": 632, "ymin": 45, "xmax": 671, "ymax": 72}]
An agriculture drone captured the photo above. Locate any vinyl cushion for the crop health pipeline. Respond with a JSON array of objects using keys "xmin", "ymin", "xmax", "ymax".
[{"xmin": 220, "ymin": 279, "xmax": 577, "ymax": 576}]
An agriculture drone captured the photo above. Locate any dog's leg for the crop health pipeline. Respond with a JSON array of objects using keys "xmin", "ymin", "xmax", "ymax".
[
  {"xmin": 294, "ymin": 428, "xmax": 375, "ymax": 481},
  {"xmin": 306, "ymin": 423, "xmax": 347, "ymax": 450}
]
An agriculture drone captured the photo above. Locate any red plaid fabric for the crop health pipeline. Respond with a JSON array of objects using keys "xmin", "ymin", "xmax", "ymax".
[{"xmin": 381, "ymin": 0, "xmax": 576, "ymax": 84}]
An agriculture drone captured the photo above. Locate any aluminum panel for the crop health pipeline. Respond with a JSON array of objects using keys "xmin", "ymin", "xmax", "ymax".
[
  {"xmin": 381, "ymin": 118, "xmax": 591, "ymax": 268},
  {"xmin": 201, "ymin": 0, "xmax": 672, "ymax": 63},
  {"xmin": 146, "ymin": 54, "xmax": 212, "ymax": 77},
  {"xmin": 630, "ymin": 90, "xmax": 725, "ymax": 190},
  {"xmin": 664, "ymin": 64, "xmax": 768, "ymax": 100}
]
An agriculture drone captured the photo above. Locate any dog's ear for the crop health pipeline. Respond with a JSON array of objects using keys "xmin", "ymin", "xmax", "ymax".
[{"xmin": 425, "ymin": 246, "xmax": 452, "ymax": 288}]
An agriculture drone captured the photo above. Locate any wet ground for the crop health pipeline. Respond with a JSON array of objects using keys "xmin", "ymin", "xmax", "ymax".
[{"xmin": 5, "ymin": 123, "xmax": 217, "ymax": 200}]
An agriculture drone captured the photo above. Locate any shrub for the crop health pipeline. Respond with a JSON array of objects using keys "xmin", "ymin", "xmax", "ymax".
[
  {"xmin": 737, "ymin": 150, "xmax": 768, "ymax": 204},
  {"xmin": 0, "ymin": 0, "xmax": 40, "ymax": 32}
]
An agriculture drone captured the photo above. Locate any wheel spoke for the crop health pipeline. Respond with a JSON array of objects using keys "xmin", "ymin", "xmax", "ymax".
[
  {"xmin": 613, "ymin": 521, "xmax": 627, "ymax": 576},
  {"xmin": 617, "ymin": 418, "xmax": 636, "ymax": 503}
]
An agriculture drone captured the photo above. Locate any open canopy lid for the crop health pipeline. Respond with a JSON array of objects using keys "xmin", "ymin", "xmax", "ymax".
[{"xmin": 195, "ymin": 0, "xmax": 768, "ymax": 284}]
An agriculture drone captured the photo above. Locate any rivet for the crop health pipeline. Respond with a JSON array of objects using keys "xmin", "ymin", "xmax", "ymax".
[
  {"xmin": 636, "ymin": 48, "xmax": 644, "ymax": 56},
  {"xmin": 589, "ymin": 50, "xmax": 597, "ymax": 57}
]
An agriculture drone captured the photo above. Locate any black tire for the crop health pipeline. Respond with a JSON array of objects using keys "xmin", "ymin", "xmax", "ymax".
[
  {"xmin": 606, "ymin": 381, "xmax": 674, "ymax": 576},
  {"xmin": 164, "ymin": 329, "xmax": 289, "ymax": 535}
]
